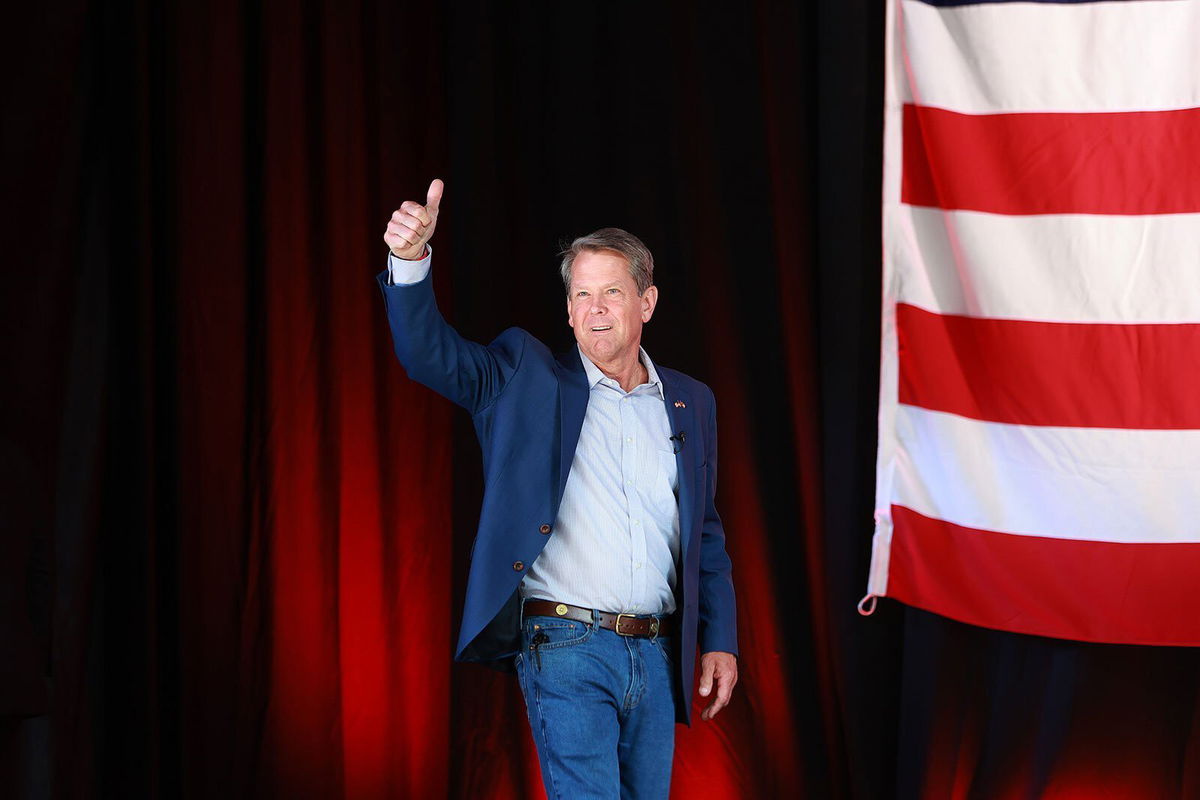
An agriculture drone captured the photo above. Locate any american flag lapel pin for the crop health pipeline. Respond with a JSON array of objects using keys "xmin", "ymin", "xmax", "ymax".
[{"xmin": 674, "ymin": 401, "xmax": 686, "ymax": 408}]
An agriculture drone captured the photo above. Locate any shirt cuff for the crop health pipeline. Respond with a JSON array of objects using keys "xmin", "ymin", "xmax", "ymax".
[{"xmin": 387, "ymin": 244, "xmax": 432, "ymax": 285}]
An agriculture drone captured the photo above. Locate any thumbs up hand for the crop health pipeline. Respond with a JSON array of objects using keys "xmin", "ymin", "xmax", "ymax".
[{"xmin": 384, "ymin": 178, "xmax": 443, "ymax": 260}]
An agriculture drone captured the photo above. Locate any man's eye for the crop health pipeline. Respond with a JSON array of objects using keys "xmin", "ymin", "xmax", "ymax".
[
  {"xmin": 577, "ymin": 291, "xmax": 588, "ymax": 297},
  {"xmin": 607, "ymin": 288, "xmax": 620, "ymax": 294}
]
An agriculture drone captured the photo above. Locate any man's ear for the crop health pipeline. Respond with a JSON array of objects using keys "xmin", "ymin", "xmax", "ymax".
[{"xmin": 641, "ymin": 285, "xmax": 659, "ymax": 323}]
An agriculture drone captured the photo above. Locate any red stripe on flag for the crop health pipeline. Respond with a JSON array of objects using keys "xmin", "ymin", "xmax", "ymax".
[
  {"xmin": 888, "ymin": 505, "xmax": 1200, "ymax": 646},
  {"xmin": 897, "ymin": 303, "xmax": 1200, "ymax": 429},
  {"xmin": 901, "ymin": 104, "xmax": 1200, "ymax": 215}
]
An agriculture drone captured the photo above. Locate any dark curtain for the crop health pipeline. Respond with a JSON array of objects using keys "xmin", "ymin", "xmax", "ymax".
[{"xmin": 5, "ymin": 1, "xmax": 1199, "ymax": 798}]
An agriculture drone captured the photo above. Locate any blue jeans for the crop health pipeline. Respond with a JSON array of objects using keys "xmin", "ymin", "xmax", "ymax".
[{"xmin": 515, "ymin": 612, "xmax": 676, "ymax": 800}]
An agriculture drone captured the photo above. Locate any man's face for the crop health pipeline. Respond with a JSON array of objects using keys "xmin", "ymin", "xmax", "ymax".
[{"xmin": 566, "ymin": 250, "xmax": 658, "ymax": 366}]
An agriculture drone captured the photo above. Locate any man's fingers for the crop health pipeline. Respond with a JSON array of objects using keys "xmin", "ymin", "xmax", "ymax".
[
  {"xmin": 388, "ymin": 211, "xmax": 426, "ymax": 231},
  {"xmin": 390, "ymin": 214, "xmax": 426, "ymax": 236},
  {"xmin": 387, "ymin": 222, "xmax": 420, "ymax": 245},
  {"xmin": 701, "ymin": 670, "xmax": 735, "ymax": 720},
  {"xmin": 388, "ymin": 218, "xmax": 426, "ymax": 242},
  {"xmin": 399, "ymin": 200, "xmax": 431, "ymax": 226},
  {"xmin": 392, "ymin": 204, "xmax": 431, "ymax": 228},
  {"xmin": 701, "ymin": 695, "xmax": 727, "ymax": 720},
  {"xmin": 716, "ymin": 670, "xmax": 734, "ymax": 706},
  {"xmin": 425, "ymin": 178, "xmax": 444, "ymax": 215},
  {"xmin": 385, "ymin": 222, "xmax": 414, "ymax": 244},
  {"xmin": 383, "ymin": 231, "xmax": 412, "ymax": 252}
]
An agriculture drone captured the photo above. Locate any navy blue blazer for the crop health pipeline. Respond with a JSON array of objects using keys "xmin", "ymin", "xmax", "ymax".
[{"xmin": 378, "ymin": 269, "xmax": 737, "ymax": 724}]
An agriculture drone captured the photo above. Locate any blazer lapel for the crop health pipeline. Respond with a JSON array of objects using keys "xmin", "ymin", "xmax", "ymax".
[
  {"xmin": 554, "ymin": 349, "xmax": 590, "ymax": 508},
  {"xmin": 659, "ymin": 371, "xmax": 697, "ymax": 565}
]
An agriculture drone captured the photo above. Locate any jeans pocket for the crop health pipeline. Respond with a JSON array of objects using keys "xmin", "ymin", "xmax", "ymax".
[{"xmin": 525, "ymin": 617, "xmax": 592, "ymax": 650}]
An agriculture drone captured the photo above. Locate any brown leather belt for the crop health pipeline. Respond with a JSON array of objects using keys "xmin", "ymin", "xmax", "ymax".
[{"xmin": 523, "ymin": 600, "xmax": 673, "ymax": 638}]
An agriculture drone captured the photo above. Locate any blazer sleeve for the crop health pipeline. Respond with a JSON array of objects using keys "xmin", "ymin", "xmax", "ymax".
[
  {"xmin": 376, "ymin": 267, "xmax": 521, "ymax": 415},
  {"xmin": 698, "ymin": 387, "xmax": 739, "ymax": 656}
]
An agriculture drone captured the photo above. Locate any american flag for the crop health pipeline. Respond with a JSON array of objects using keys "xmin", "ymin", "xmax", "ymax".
[{"xmin": 868, "ymin": 0, "xmax": 1200, "ymax": 645}]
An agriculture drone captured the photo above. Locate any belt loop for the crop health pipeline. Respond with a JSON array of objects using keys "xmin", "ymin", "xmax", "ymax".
[
  {"xmin": 591, "ymin": 607, "xmax": 601, "ymax": 628},
  {"xmin": 650, "ymin": 614, "xmax": 661, "ymax": 641}
]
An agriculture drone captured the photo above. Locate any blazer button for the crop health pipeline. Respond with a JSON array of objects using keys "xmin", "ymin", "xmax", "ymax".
[
  {"xmin": 513, "ymin": 561, "xmax": 525, "ymax": 571},
  {"xmin": 539, "ymin": 524, "xmax": 552, "ymax": 534}
]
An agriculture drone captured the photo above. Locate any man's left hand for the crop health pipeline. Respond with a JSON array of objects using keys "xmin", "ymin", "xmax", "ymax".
[{"xmin": 697, "ymin": 651, "xmax": 738, "ymax": 721}]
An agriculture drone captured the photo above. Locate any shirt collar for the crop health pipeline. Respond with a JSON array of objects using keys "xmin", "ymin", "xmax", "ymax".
[{"xmin": 577, "ymin": 344, "xmax": 664, "ymax": 399}]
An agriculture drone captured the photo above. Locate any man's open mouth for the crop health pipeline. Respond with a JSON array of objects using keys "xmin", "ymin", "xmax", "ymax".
[{"xmin": 591, "ymin": 325, "xmax": 612, "ymax": 332}]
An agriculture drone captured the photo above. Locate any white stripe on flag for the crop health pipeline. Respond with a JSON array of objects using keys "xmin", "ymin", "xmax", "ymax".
[
  {"xmin": 891, "ymin": 207, "xmax": 1200, "ymax": 323},
  {"xmin": 899, "ymin": 0, "xmax": 1200, "ymax": 113},
  {"xmin": 893, "ymin": 405, "xmax": 1200, "ymax": 545}
]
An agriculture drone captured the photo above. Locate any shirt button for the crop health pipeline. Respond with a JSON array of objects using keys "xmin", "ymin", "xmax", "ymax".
[
  {"xmin": 626, "ymin": 437, "xmax": 634, "ymax": 443},
  {"xmin": 513, "ymin": 561, "xmax": 525, "ymax": 571},
  {"xmin": 632, "ymin": 520, "xmax": 640, "ymax": 526},
  {"xmin": 539, "ymin": 524, "xmax": 551, "ymax": 534}
]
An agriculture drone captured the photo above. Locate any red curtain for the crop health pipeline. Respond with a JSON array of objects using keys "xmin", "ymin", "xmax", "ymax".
[{"xmin": 182, "ymin": 0, "xmax": 817, "ymax": 795}]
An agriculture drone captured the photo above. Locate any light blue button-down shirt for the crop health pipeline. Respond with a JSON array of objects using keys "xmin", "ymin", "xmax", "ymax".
[
  {"xmin": 521, "ymin": 346, "xmax": 681, "ymax": 615},
  {"xmin": 388, "ymin": 250, "xmax": 681, "ymax": 615}
]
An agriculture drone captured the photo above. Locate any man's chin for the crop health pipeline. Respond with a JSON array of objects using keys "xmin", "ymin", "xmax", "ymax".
[{"xmin": 578, "ymin": 339, "xmax": 617, "ymax": 363}]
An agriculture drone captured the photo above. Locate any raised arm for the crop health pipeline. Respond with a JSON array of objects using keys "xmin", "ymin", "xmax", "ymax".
[{"xmin": 378, "ymin": 180, "xmax": 519, "ymax": 415}]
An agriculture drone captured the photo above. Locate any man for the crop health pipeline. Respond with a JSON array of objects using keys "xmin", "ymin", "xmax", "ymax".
[{"xmin": 379, "ymin": 179, "xmax": 737, "ymax": 799}]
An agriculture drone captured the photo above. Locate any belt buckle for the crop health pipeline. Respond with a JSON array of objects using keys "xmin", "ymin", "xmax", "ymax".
[{"xmin": 614, "ymin": 613, "xmax": 636, "ymax": 636}]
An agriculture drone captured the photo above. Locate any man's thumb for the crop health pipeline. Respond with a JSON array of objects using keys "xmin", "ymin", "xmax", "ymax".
[{"xmin": 426, "ymin": 178, "xmax": 444, "ymax": 213}]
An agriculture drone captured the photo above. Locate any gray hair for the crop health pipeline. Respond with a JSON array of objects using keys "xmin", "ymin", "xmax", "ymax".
[{"xmin": 559, "ymin": 228, "xmax": 655, "ymax": 297}]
